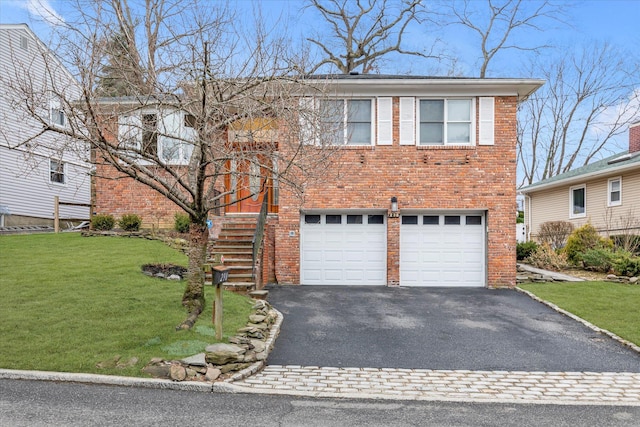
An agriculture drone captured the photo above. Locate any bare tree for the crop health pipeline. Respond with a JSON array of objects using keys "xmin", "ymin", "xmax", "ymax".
[
  {"xmin": 517, "ymin": 42, "xmax": 640, "ymax": 186},
  {"xmin": 1, "ymin": 0, "xmax": 337, "ymax": 328},
  {"xmin": 603, "ymin": 207, "xmax": 640, "ymax": 254},
  {"xmin": 447, "ymin": 0, "xmax": 565, "ymax": 78},
  {"xmin": 305, "ymin": 0, "xmax": 436, "ymax": 74}
]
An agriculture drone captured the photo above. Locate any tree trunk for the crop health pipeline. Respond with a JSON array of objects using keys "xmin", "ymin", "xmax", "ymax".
[{"xmin": 177, "ymin": 220, "xmax": 209, "ymax": 330}]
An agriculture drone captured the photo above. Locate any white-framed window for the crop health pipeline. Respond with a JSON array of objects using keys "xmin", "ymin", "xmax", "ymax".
[
  {"xmin": 49, "ymin": 159, "xmax": 65, "ymax": 184},
  {"xmin": 318, "ymin": 98, "xmax": 374, "ymax": 145},
  {"xmin": 570, "ymin": 184, "xmax": 586, "ymax": 218},
  {"xmin": 418, "ymin": 98, "xmax": 473, "ymax": 145},
  {"xmin": 49, "ymin": 96, "xmax": 66, "ymax": 128},
  {"xmin": 608, "ymin": 177, "xmax": 622, "ymax": 207},
  {"xmin": 118, "ymin": 110, "xmax": 194, "ymax": 164}
]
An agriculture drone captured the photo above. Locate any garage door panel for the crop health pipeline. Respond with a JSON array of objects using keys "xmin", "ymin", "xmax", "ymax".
[
  {"xmin": 324, "ymin": 250, "xmax": 343, "ymax": 262},
  {"xmin": 302, "ymin": 269, "xmax": 322, "ymax": 282},
  {"xmin": 302, "ymin": 249, "xmax": 323, "ymax": 262},
  {"xmin": 301, "ymin": 213, "xmax": 387, "ymax": 286},
  {"xmin": 400, "ymin": 213, "xmax": 485, "ymax": 287}
]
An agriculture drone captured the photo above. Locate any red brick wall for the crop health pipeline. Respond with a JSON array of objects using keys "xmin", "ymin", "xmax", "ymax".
[
  {"xmin": 94, "ymin": 164, "xmax": 186, "ymax": 229},
  {"xmin": 259, "ymin": 217, "xmax": 278, "ymax": 287},
  {"xmin": 630, "ymin": 122, "xmax": 640, "ymax": 154},
  {"xmin": 275, "ymin": 96, "xmax": 518, "ymax": 288}
]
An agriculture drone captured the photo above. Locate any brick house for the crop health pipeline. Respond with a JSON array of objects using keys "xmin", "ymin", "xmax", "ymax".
[{"xmin": 93, "ymin": 74, "xmax": 543, "ymax": 289}]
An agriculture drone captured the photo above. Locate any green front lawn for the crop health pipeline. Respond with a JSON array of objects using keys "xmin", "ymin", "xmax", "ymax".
[
  {"xmin": 0, "ymin": 233, "xmax": 253, "ymax": 377},
  {"xmin": 519, "ymin": 282, "xmax": 640, "ymax": 346}
]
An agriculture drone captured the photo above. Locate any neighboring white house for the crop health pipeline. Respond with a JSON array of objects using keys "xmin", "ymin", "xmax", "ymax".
[{"xmin": 0, "ymin": 24, "xmax": 90, "ymax": 228}]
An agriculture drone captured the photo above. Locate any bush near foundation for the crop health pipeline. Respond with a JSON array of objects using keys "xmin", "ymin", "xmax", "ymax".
[
  {"xmin": 612, "ymin": 252, "xmax": 640, "ymax": 277},
  {"xmin": 526, "ymin": 243, "xmax": 568, "ymax": 271},
  {"xmin": 537, "ymin": 221, "xmax": 574, "ymax": 250},
  {"xmin": 581, "ymin": 248, "xmax": 615, "ymax": 273},
  {"xmin": 118, "ymin": 214, "xmax": 142, "ymax": 231},
  {"xmin": 564, "ymin": 223, "xmax": 612, "ymax": 265},
  {"xmin": 174, "ymin": 213, "xmax": 190, "ymax": 234},
  {"xmin": 517, "ymin": 241, "xmax": 538, "ymax": 261},
  {"xmin": 91, "ymin": 214, "xmax": 115, "ymax": 231}
]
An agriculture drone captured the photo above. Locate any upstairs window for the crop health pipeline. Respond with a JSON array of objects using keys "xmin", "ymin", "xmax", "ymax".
[
  {"xmin": 49, "ymin": 96, "xmax": 66, "ymax": 128},
  {"xmin": 347, "ymin": 100, "xmax": 372, "ymax": 145},
  {"xmin": 418, "ymin": 99, "xmax": 472, "ymax": 145},
  {"xmin": 318, "ymin": 99, "xmax": 373, "ymax": 145},
  {"xmin": 608, "ymin": 177, "xmax": 621, "ymax": 206},
  {"xmin": 119, "ymin": 111, "xmax": 193, "ymax": 163},
  {"xmin": 141, "ymin": 114, "xmax": 158, "ymax": 157},
  {"xmin": 50, "ymin": 159, "xmax": 65, "ymax": 184}
]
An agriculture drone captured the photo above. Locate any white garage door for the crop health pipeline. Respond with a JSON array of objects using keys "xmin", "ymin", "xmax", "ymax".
[
  {"xmin": 301, "ymin": 213, "xmax": 387, "ymax": 285},
  {"xmin": 400, "ymin": 213, "xmax": 485, "ymax": 287}
]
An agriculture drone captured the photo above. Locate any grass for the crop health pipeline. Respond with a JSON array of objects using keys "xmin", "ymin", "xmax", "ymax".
[
  {"xmin": 0, "ymin": 232, "xmax": 254, "ymax": 377},
  {"xmin": 519, "ymin": 281, "xmax": 640, "ymax": 346}
]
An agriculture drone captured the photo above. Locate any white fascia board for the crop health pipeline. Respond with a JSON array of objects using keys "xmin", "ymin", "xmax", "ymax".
[
  {"xmin": 518, "ymin": 163, "xmax": 640, "ymax": 195},
  {"xmin": 298, "ymin": 78, "xmax": 544, "ymax": 101}
]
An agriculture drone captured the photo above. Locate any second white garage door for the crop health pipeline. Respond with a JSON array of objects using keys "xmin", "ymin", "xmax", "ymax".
[
  {"xmin": 400, "ymin": 213, "xmax": 486, "ymax": 287},
  {"xmin": 300, "ymin": 213, "xmax": 387, "ymax": 285}
]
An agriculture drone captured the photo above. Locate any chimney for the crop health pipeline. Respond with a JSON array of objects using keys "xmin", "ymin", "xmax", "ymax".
[{"xmin": 630, "ymin": 121, "xmax": 640, "ymax": 154}]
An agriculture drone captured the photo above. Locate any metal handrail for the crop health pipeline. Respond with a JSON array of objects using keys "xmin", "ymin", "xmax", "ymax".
[{"xmin": 251, "ymin": 190, "xmax": 269, "ymax": 281}]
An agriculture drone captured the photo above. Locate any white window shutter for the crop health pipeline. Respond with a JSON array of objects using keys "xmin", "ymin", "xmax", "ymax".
[
  {"xmin": 299, "ymin": 97, "xmax": 316, "ymax": 145},
  {"xmin": 118, "ymin": 114, "xmax": 141, "ymax": 150},
  {"xmin": 479, "ymin": 97, "xmax": 495, "ymax": 146},
  {"xmin": 399, "ymin": 97, "xmax": 415, "ymax": 145},
  {"xmin": 377, "ymin": 97, "xmax": 393, "ymax": 145}
]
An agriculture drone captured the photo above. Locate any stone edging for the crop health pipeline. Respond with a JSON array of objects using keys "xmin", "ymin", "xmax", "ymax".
[
  {"xmin": 223, "ymin": 307, "xmax": 283, "ymax": 383},
  {"xmin": 516, "ymin": 287, "xmax": 640, "ymax": 355}
]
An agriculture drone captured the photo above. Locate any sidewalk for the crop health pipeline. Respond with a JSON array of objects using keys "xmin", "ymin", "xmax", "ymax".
[
  {"xmin": 229, "ymin": 366, "xmax": 640, "ymax": 406},
  {"xmin": 517, "ymin": 263, "xmax": 585, "ymax": 282}
]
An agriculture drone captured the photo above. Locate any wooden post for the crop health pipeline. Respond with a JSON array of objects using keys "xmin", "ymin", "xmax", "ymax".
[
  {"xmin": 54, "ymin": 196, "xmax": 59, "ymax": 233},
  {"xmin": 214, "ymin": 283, "xmax": 223, "ymax": 340}
]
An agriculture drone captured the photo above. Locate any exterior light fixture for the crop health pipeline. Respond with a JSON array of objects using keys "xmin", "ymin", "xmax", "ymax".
[{"xmin": 389, "ymin": 197, "xmax": 399, "ymax": 218}]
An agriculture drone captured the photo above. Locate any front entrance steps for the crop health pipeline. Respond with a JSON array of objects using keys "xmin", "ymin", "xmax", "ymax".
[{"xmin": 209, "ymin": 215, "xmax": 258, "ymax": 293}]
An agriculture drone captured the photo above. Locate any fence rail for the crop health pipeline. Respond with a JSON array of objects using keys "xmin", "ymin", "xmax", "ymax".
[{"xmin": 54, "ymin": 196, "xmax": 91, "ymax": 233}]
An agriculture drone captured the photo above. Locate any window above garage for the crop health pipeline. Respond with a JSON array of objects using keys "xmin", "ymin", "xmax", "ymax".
[
  {"xmin": 317, "ymin": 99, "xmax": 374, "ymax": 146},
  {"xmin": 419, "ymin": 99, "xmax": 472, "ymax": 146},
  {"xmin": 400, "ymin": 97, "xmax": 495, "ymax": 146}
]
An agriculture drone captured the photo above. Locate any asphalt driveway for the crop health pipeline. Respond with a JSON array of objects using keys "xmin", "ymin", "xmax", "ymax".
[{"xmin": 265, "ymin": 286, "xmax": 640, "ymax": 372}]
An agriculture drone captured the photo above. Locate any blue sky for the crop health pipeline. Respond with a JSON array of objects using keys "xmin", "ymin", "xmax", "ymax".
[{"xmin": 1, "ymin": 0, "xmax": 638, "ymax": 77}]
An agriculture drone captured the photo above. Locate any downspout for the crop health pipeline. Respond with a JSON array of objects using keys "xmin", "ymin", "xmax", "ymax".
[{"xmin": 524, "ymin": 194, "xmax": 532, "ymax": 242}]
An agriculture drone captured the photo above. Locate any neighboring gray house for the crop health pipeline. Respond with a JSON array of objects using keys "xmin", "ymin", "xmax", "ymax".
[
  {"xmin": 520, "ymin": 121, "xmax": 640, "ymax": 241},
  {"xmin": 0, "ymin": 24, "xmax": 90, "ymax": 228}
]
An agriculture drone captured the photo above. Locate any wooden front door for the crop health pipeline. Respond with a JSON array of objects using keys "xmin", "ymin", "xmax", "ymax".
[{"xmin": 226, "ymin": 157, "xmax": 268, "ymax": 213}]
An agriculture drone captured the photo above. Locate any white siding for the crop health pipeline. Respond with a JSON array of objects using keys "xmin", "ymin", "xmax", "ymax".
[
  {"xmin": 527, "ymin": 169, "xmax": 640, "ymax": 238},
  {"xmin": 0, "ymin": 25, "xmax": 90, "ymax": 223},
  {"xmin": 0, "ymin": 146, "xmax": 91, "ymax": 220}
]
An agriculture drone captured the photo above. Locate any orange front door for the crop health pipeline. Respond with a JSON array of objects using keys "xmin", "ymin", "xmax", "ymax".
[{"xmin": 226, "ymin": 157, "xmax": 268, "ymax": 213}]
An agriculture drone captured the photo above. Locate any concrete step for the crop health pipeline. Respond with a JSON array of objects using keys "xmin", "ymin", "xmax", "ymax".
[
  {"xmin": 222, "ymin": 261, "xmax": 253, "ymax": 269},
  {"xmin": 217, "ymin": 230, "xmax": 254, "ymax": 237},
  {"xmin": 212, "ymin": 238, "xmax": 253, "ymax": 245},
  {"xmin": 227, "ymin": 273, "xmax": 253, "ymax": 281},
  {"xmin": 223, "ymin": 282, "xmax": 256, "ymax": 293}
]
